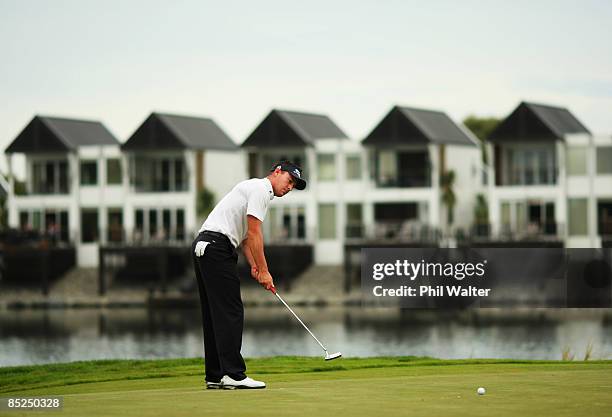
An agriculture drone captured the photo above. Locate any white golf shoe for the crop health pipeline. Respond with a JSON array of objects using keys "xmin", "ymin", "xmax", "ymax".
[
  {"xmin": 220, "ymin": 375, "xmax": 266, "ymax": 389},
  {"xmin": 206, "ymin": 381, "xmax": 222, "ymax": 390}
]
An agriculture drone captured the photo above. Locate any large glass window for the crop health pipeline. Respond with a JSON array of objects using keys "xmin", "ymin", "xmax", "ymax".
[
  {"xmin": 133, "ymin": 208, "xmax": 187, "ymax": 242},
  {"xmin": 596, "ymin": 147, "xmax": 612, "ymax": 174},
  {"xmin": 317, "ymin": 154, "xmax": 336, "ymax": 181},
  {"xmin": 346, "ymin": 155, "xmax": 361, "ymax": 180},
  {"xmin": 106, "ymin": 159, "xmax": 122, "ymax": 185},
  {"xmin": 346, "ymin": 203, "xmax": 363, "ymax": 238},
  {"xmin": 162, "ymin": 209, "xmax": 171, "ymax": 240},
  {"xmin": 149, "ymin": 210, "xmax": 158, "ymax": 238},
  {"xmin": 107, "ymin": 209, "xmax": 123, "ymax": 243},
  {"xmin": 81, "ymin": 209, "xmax": 99, "ymax": 243},
  {"xmin": 598, "ymin": 201, "xmax": 612, "ymax": 236},
  {"xmin": 503, "ymin": 146, "xmax": 556, "ymax": 185},
  {"xmin": 501, "ymin": 202, "xmax": 511, "ymax": 230},
  {"xmin": 176, "ymin": 209, "xmax": 185, "ymax": 241},
  {"xmin": 133, "ymin": 156, "xmax": 188, "ymax": 192},
  {"xmin": 567, "ymin": 147, "xmax": 587, "ymax": 176},
  {"xmin": 19, "ymin": 211, "xmax": 28, "ymax": 229},
  {"xmin": 318, "ymin": 204, "xmax": 336, "ymax": 239},
  {"xmin": 376, "ymin": 150, "xmax": 429, "ymax": 187},
  {"xmin": 31, "ymin": 160, "xmax": 69, "ymax": 194},
  {"xmin": 568, "ymin": 199, "xmax": 588, "ymax": 236},
  {"xmin": 80, "ymin": 161, "xmax": 98, "ymax": 186}
]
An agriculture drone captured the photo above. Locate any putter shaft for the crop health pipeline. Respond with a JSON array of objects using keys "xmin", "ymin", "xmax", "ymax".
[{"xmin": 273, "ymin": 292, "xmax": 328, "ymax": 353}]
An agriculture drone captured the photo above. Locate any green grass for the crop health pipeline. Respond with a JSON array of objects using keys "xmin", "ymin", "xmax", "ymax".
[{"xmin": 1, "ymin": 357, "xmax": 612, "ymax": 417}]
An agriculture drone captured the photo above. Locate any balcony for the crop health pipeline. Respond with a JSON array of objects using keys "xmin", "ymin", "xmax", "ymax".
[
  {"xmin": 496, "ymin": 146, "xmax": 558, "ymax": 186},
  {"xmin": 461, "ymin": 221, "xmax": 564, "ymax": 245},
  {"xmin": 372, "ymin": 150, "xmax": 431, "ymax": 188},
  {"xmin": 345, "ymin": 221, "xmax": 441, "ymax": 243},
  {"xmin": 29, "ymin": 160, "xmax": 70, "ymax": 195}
]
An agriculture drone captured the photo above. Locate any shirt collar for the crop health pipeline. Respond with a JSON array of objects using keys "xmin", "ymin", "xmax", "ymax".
[{"xmin": 264, "ymin": 178, "xmax": 275, "ymax": 201}]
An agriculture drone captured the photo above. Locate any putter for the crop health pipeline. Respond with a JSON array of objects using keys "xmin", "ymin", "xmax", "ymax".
[{"xmin": 270, "ymin": 287, "xmax": 342, "ymax": 361}]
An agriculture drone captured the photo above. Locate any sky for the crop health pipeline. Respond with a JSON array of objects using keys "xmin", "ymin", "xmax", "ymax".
[{"xmin": 1, "ymin": 0, "xmax": 611, "ymax": 178}]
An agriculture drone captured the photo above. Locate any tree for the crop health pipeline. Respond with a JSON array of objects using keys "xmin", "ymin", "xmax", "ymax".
[
  {"xmin": 463, "ymin": 115, "xmax": 500, "ymax": 165},
  {"xmin": 196, "ymin": 187, "xmax": 215, "ymax": 219},
  {"xmin": 440, "ymin": 170, "xmax": 456, "ymax": 228}
]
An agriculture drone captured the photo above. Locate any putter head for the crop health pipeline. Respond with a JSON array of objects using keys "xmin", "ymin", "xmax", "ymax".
[{"xmin": 325, "ymin": 352, "xmax": 342, "ymax": 361}]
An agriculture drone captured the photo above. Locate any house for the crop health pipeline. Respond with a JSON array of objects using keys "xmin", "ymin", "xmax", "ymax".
[
  {"xmin": 485, "ymin": 101, "xmax": 612, "ymax": 247},
  {"xmin": 5, "ymin": 113, "xmax": 245, "ymax": 267},
  {"xmin": 5, "ymin": 115, "xmax": 123, "ymax": 266},
  {"xmin": 362, "ymin": 106, "xmax": 482, "ymax": 241},
  {"xmin": 242, "ymin": 109, "xmax": 355, "ymax": 264},
  {"xmin": 120, "ymin": 112, "xmax": 245, "ymax": 247}
]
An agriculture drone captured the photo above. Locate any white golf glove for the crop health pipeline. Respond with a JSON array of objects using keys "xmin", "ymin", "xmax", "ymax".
[{"xmin": 194, "ymin": 241, "xmax": 210, "ymax": 257}]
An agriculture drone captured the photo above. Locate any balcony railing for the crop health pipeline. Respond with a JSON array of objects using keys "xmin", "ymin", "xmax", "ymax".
[
  {"xmin": 375, "ymin": 174, "xmax": 431, "ymax": 188},
  {"xmin": 463, "ymin": 221, "xmax": 564, "ymax": 242},
  {"xmin": 345, "ymin": 221, "xmax": 441, "ymax": 243}
]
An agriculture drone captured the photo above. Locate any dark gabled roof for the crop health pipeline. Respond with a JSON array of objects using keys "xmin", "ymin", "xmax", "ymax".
[
  {"xmin": 122, "ymin": 113, "xmax": 237, "ymax": 151},
  {"xmin": 488, "ymin": 102, "xmax": 590, "ymax": 142},
  {"xmin": 5, "ymin": 116, "xmax": 119, "ymax": 154},
  {"xmin": 363, "ymin": 106, "xmax": 477, "ymax": 147},
  {"xmin": 241, "ymin": 109, "xmax": 348, "ymax": 148}
]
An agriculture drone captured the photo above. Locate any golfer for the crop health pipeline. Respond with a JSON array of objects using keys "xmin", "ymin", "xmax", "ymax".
[{"xmin": 192, "ymin": 161, "xmax": 306, "ymax": 389}]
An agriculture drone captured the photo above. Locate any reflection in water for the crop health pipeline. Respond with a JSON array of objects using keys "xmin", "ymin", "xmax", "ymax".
[{"xmin": 0, "ymin": 307, "xmax": 611, "ymax": 366}]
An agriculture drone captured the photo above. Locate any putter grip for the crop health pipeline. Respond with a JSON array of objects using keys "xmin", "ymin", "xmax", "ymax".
[{"xmin": 270, "ymin": 286, "xmax": 276, "ymax": 294}]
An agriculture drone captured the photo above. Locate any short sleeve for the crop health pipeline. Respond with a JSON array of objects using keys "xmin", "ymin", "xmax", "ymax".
[{"xmin": 246, "ymin": 185, "xmax": 270, "ymax": 222}]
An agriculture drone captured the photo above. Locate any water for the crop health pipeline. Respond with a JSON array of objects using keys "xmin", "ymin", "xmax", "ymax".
[{"xmin": 0, "ymin": 307, "xmax": 611, "ymax": 367}]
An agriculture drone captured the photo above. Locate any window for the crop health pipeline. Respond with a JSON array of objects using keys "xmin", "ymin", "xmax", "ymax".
[
  {"xmin": 378, "ymin": 151, "xmax": 397, "ymax": 186},
  {"xmin": 567, "ymin": 147, "xmax": 587, "ymax": 176},
  {"xmin": 106, "ymin": 159, "xmax": 122, "ymax": 185},
  {"xmin": 596, "ymin": 147, "xmax": 612, "ymax": 174},
  {"xmin": 162, "ymin": 209, "xmax": 171, "ymax": 240},
  {"xmin": 133, "ymin": 157, "xmax": 187, "ymax": 192},
  {"xmin": 317, "ymin": 154, "xmax": 336, "ymax": 181},
  {"xmin": 568, "ymin": 199, "xmax": 588, "ymax": 236},
  {"xmin": 375, "ymin": 150, "xmax": 429, "ymax": 187},
  {"xmin": 19, "ymin": 211, "xmax": 28, "ymax": 229},
  {"xmin": 503, "ymin": 146, "xmax": 556, "ymax": 185},
  {"xmin": 107, "ymin": 209, "xmax": 123, "ymax": 243},
  {"xmin": 134, "ymin": 208, "xmax": 186, "ymax": 242},
  {"xmin": 149, "ymin": 210, "xmax": 158, "ymax": 238},
  {"xmin": 346, "ymin": 203, "xmax": 363, "ymax": 238},
  {"xmin": 297, "ymin": 207, "xmax": 306, "ymax": 239},
  {"xmin": 346, "ymin": 155, "xmax": 361, "ymax": 180},
  {"xmin": 80, "ymin": 161, "xmax": 98, "ymax": 186},
  {"xmin": 318, "ymin": 204, "xmax": 336, "ymax": 239},
  {"xmin": 81, "ymin": 209, "xmax": 99, "ymax": 243},
  {"xmin": 31, "ymin": 160, "xmax": 69, "ymax": 193},
  {"xmin": 176, "ymin": 209, "xmax": 185, "ymax": 241}
]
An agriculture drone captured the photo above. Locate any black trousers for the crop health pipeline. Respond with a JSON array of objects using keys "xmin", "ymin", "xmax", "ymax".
[{"xmin": 192, "ymin": 231, "xmax": 246, "ymax": 382}]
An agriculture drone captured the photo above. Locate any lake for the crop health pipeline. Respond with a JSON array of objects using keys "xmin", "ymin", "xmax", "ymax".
[{"xmin": 1, "ymin": 307, "xmax": 611, "ymax": 366}]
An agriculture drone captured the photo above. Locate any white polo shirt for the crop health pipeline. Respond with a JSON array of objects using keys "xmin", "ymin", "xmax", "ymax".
[{"xmin": 198, "ymin": 178, "xmax": 274, "ymax": 248}]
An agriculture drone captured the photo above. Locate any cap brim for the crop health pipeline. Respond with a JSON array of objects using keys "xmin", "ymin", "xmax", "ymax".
[{"xmin": 291, "ymin": 175, "xmax": 306, "ymax": 190}]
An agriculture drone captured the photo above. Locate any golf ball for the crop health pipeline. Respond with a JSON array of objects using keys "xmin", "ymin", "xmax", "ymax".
[{"xmin": 477, "ymin": 387, "xmax": 486, "ymax": 395}]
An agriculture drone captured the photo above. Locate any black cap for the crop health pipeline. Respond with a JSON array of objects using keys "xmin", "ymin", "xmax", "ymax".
[{"xmin": 272, "ymin": 161, "xmax": 306, "ymax": 190}]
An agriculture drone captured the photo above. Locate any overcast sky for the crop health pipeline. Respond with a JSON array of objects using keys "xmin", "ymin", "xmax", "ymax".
[{"xmin": 1, "ymin": 0, "xmax": 611, "ymax": 178}]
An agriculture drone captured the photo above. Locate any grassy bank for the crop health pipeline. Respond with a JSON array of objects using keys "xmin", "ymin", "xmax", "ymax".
[{"xmin": 1, "ymin": 357, "xmax": 611, "ymax": 417}]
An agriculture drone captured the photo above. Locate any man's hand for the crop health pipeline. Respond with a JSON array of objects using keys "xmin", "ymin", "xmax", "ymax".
[
  {"xmin": 256, "ymin": 270, "xmax": 274, "ymax": 291},
  {"xmin": 194, "ymin": 241, "xmax": 209, "ymax": 257},
  {"xmin": 250, "ymin": 265, "xmax": 258, "ymax": 279}
]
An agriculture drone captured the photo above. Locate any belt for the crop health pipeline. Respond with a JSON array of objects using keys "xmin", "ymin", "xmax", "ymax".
[{"xmin": 201, "ymin": 230, "xmax": 231, "ymax": 244}]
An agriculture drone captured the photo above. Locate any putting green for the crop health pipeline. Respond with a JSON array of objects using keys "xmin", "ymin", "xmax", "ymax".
[{"xmin": 1, "ymin": 357, "xmax": 611, "ymax": 417}]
